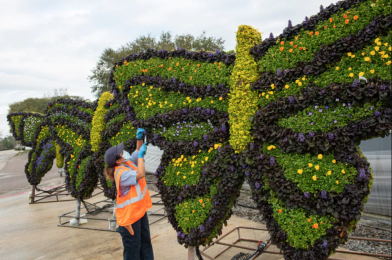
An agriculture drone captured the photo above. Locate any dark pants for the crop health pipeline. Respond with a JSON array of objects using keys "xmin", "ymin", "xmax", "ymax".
[{"xmin": 117, "ymin": 213, "xmax": 154, "ymax": 260}]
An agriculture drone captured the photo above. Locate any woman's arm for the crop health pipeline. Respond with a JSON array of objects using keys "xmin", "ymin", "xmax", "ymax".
[
  {"xmin": 136, "ymin": 158, "xmax": 145, "ymax": 180},
  {"xmin": 136, "ymin": 139, "xmax": 143, "ymax": 151}
]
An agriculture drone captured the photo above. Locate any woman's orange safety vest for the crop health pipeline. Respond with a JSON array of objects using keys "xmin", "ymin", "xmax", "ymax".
[{"xmin": 114, "ymin": 161, "xmax": 152, "ymax": 226}]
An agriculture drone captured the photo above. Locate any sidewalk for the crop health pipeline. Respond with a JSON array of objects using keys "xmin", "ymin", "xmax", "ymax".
[{"xmin": 0, "ymin": 187, "xmax": 381, "ymax": 260}]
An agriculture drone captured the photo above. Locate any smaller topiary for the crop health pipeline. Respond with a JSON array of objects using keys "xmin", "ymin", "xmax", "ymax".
[
  {"xmin": 55, "ymin": 143, "xmax": 64, "ymax": 168},
  {"xmin": 90, "ymin": 92, "xmax": 114, "ymax": 152}
]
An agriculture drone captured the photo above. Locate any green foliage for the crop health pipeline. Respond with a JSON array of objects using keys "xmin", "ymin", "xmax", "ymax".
[
  {"xmin": 257, "ymin": 34, "xmax": 392, "ymax": 107},
  {"xmin": 270, "ymin": 191, "xmax": 334, "ymax": 249},
  {"xmin": 114, "ymin": 57, "xmax": 232, "ymax": 89},
  {"xmin": 175, "ymin": 183, "xmax": 218, "ymax": 233},
  {"xmin": 106, "ymin": 114, "xmax": 126, "ymax": 129},
  {"xmin": 49, "ymin": 112, "xmax": 91, "ymax": 129},
  {"xmin": 258, "ymin": 0, "xmax": 390, "ymax": 73},
  {"xmin": 55, "ymin": 143, "xmax": 64, "ymax": 168},
  {"xmin": 9, "ymin": 115, "xmax": 22, "ymax": 137},
  {"xmin": 162, "ymin": 147, "xmax": 219, "ymax": 187},
  {"xmin": 50, "ymin": 103, "xmax": 94, "ymax": 115},
  {"xmin": 89, "ymin": 31, "xmax": 226, "ymax": 98},
  {"xmin": 54, "ymin": 126, "xmax": 87, "ymax": 177},
  {"xmin": 153, "ymin": 121, "xmax": 216, "ymax": 142},
  {"xmin": 263, "ymin": 143, "xmax": 356, "ymax": 194},
  {"xmin": 109, "ymin": 121, "xmax": 137, "ymax": 146},
  {"xmin": 278, "ymin": 101, "xmax": 385, "ymax": 133},
  {"xmin": 76, "ymin": 156, "xmax": 90, "ymax": 189},
  {"xmin": 91, "ymin": 92, "xmax": 114, "ymax": 152},
  {"xmin": 127, "ymin": 84, "xmax": 227, "ymax": 120}
]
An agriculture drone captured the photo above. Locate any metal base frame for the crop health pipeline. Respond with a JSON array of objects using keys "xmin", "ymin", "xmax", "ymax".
[
  {"xmin": 200, "ymin": 226, "xmax": 392, "ymax": 260},
  {"xmin": 57, "ymin": 194, "xmax": 167, "ymax": 232},
  {"xmin": 29, "ymin": 184, "xmax": 104, "ymax": 204}
]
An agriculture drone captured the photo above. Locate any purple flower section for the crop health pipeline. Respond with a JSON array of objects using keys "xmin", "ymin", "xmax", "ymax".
[
  {"xmin": 255, "ymin": 182, "xmax": 261, "ymax": 189},
  {"xmin": 309, "ymin": 131, "xmax": 315, "ymax": 138},
  {"xmin": 277, "ymin": 68, "xmax": 282, "ymax": 77},
  {"xmin": 221, "ymin": 123, "xmax": 227, "ymax": 132},
  {"xmin": 288, "ymin": 20, "xmax": 293, "ymax": 28},
  {"xmin": 352, "ymin": 79, "xmax": 359, "ymax": 88},
  {"xmin": 299, "ymin": 133, "xmax": 306, "ymax": 142},
  {"xmin": 199, "ymin": 225, "xmax": 205, "ymax": 231},
  {"xmin": 359, "ymin": 168, "xmax": 367, "ymax": 180},
  {"xmin": 321, "ymin": 190, "xmax": 327, "ymax": 199},
  {"xmin": 304, "ymin": 192, "xmax": 309, "ymax": 198},
  {"xmin": 270, "ymin": 156, "xmax": 276, "ymax": 166},
  {"xmin": 269, "ymin": 33, "xmax": 274, "ymax": 40}
]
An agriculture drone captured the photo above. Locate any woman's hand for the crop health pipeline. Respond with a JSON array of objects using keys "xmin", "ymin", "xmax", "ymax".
[
  {"xmin": 138, "ymin": 142, "xmax": 148, "ymax": 158},
  {"xmin": 136, "ymin": 128, "xmax": 146, "ymax": 140}
]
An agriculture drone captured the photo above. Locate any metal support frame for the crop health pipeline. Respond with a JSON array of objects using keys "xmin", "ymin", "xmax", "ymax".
[
  {"xmin": 200, "ymin": 226, "xmax": 392, "ymax": 260},
  {"xmin": 57, "ymin": 194, "xmax": 167, "ymax": 232},
  {"xmin": 29, "ymin": 184, "xmax": 104, "ymax": 204}
]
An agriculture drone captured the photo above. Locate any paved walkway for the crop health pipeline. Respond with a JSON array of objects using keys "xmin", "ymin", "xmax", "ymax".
[{"xmin": 0, "ymin": 150, "xmax": 63, "ymax": 197}]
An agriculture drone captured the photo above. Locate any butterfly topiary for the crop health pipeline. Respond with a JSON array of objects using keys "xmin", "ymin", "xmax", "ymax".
[{"xmin": 7, "ymin": 0, "xmax": 391, "ymax": 258}]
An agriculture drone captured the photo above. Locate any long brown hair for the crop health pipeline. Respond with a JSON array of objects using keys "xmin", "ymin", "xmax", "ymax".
[{"xmin": 104, "ymin": 154, "xmax": 122, "ymax": 181}]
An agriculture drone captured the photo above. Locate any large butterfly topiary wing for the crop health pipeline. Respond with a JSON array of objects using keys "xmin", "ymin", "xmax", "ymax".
[
  {"xmin": 103, "ymin": 49, "xmax": 247, "ymax": 245},
  {"xmin": 7, "ymin": 112, "xmax": 45, "ymax": 146},
  {"xmin": 45, "ymin": 99, "xmax": 98, "ymax": 199},
  {"xmin": 245, "ymin": 0, "xmax": 391, "ymax": 259}
]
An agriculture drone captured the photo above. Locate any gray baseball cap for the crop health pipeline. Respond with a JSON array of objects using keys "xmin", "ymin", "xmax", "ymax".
[{"xmin": 104, "ymin": 142, "xmax": 124, "ymax": 167}]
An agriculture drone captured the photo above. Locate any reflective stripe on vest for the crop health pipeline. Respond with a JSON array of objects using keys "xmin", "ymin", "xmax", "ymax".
[{"xmin": 115, "ymin": 183, "xmax": 148, "ymax": 209}]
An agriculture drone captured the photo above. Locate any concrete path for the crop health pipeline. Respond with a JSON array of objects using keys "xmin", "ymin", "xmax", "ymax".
[
  {"xmin": 0, "ymin": 149, "xmax": 18, "ymax": 170},
  {"xmin": 0, "ymin": 150, "xmax": 63, "ymax": 197}
]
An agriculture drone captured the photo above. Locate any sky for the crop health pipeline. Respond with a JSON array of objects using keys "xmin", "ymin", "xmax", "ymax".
[{"xmin": 0, "ymin": 0, "xmax": 335, "ymax": 137}]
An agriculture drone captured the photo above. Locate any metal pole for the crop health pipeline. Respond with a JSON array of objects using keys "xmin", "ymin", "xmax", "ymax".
[
  {"xmin": 110, "ymin": 199, "xmax": 117, "ymax": 231},
  {"xmin": 188, "ymin": 246, "xmax": 196, "ymax": 260},
  {"xmin": 70, "ymin": 198, "xmax": 81, "ymax": 227}
]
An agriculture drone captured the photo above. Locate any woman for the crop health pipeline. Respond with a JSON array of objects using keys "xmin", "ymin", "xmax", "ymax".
[{"xmin": 104, "ymin": 128, "xmax": 154, "ymax": 260}]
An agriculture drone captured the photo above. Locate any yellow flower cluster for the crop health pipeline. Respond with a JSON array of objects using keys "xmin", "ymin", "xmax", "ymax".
[
  {"xmin": 91, "ymin": 92, "xmax": 113, "ymax": 152},
  {"xmin": 267, "ymin": 145, "xmax": 276, "ymax": 150},
  {"xmin": 170, "ymin": 144, "xmax": 222, "ymax": 169},
  {"xmin": 228, "ymin": 25, "xmax": 261, "ymax": 152}
]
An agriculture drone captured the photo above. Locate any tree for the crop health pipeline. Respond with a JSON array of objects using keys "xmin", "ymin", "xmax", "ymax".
[
  {"xmin": 8, "ymin": 88, "xmax": 84, "ymax": 114},
  {"xmin": 89, "ymin": 31, "xmax": 226, "ymax": 98},
  {"xmin": 1, "ymin": 135, "xmax": 16, "ymax": 150}
]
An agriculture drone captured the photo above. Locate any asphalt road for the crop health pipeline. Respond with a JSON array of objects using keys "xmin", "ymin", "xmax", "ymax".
[{"xmin": 0, "ymin": 150, "xmax": 61, "ymax": 197}]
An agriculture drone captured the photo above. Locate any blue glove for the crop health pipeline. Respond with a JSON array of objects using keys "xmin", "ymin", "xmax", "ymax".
[
  {"xmin": 138, "ymin": 142, "xmax": 148, "ymax": 158},
  {"xmin": 136, "ymin": 128, "xmax": 146, "ymax": 140}
]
